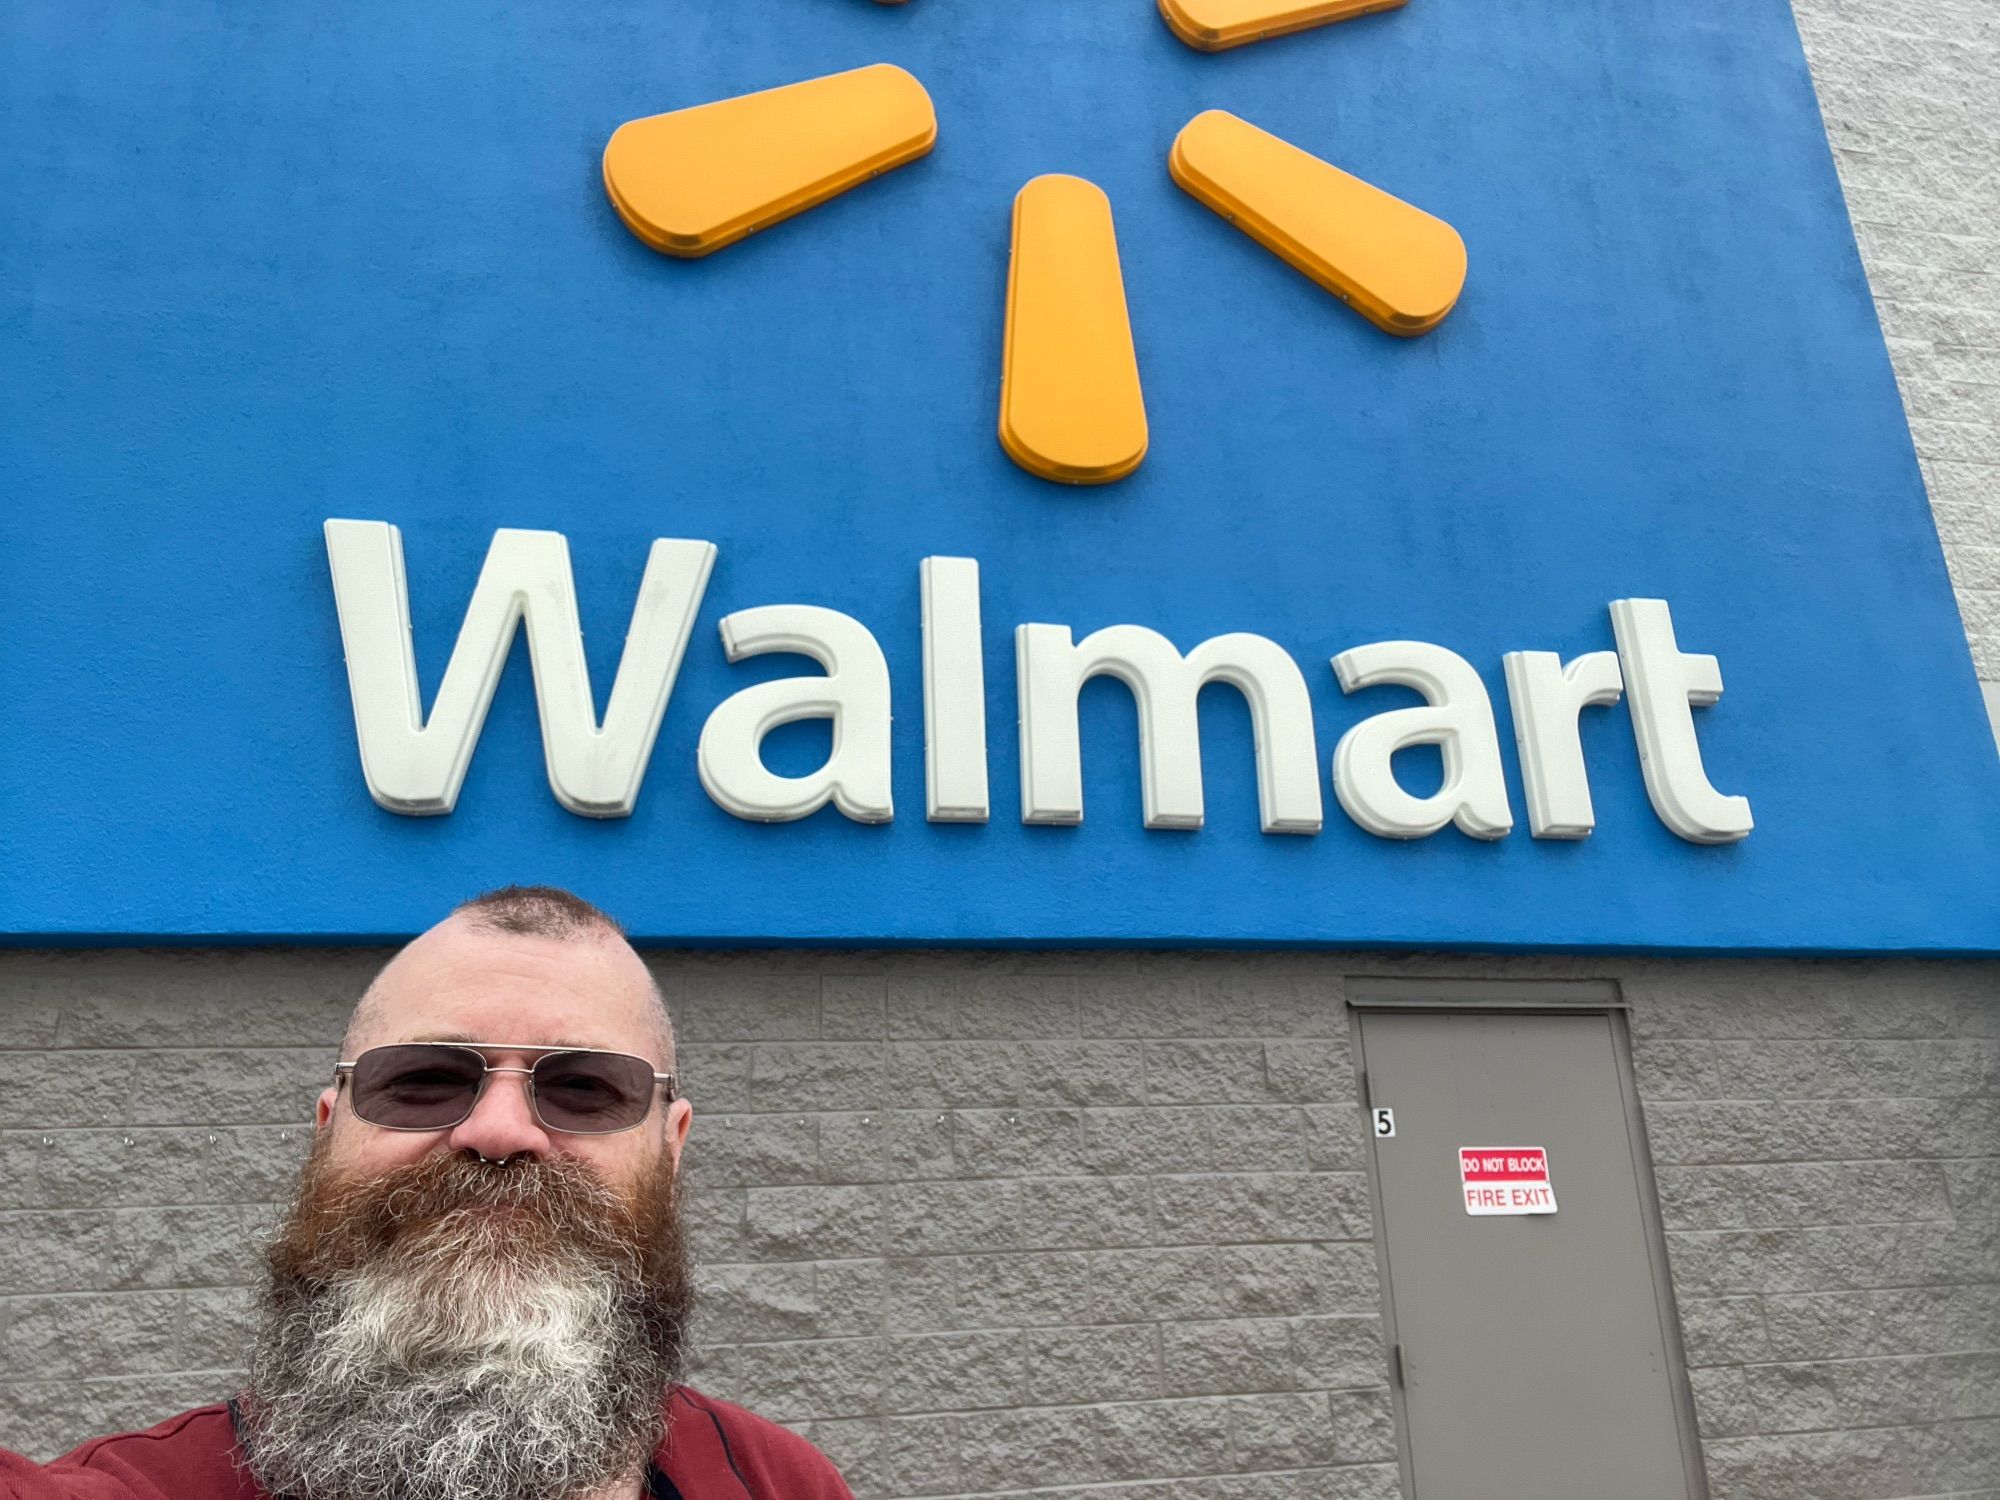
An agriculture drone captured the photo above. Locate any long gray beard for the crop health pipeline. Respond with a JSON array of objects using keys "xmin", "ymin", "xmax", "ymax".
[{"xmin": 238, "ymin": 1199, "xmax": 680, "ymax": 1500}]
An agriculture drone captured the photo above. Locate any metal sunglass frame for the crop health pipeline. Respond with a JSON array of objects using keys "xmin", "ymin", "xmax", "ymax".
[{"xmin": 332, "ymin": 1041, "xmax": 677, "ymax": 1136}]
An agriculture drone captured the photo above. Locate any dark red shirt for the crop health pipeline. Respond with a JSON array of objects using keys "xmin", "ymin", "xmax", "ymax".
[{"xmin": 0, "ymin": 1388, "xmax": 850, "ymax": 1500}]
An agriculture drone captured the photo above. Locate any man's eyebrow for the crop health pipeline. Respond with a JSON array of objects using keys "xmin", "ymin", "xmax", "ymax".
[{"xmin": 406, "ymin": 1032, "xmax": 606, "ymax": 1051}]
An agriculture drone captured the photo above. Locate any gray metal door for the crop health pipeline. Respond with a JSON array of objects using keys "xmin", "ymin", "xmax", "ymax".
[{"xmin": 1356, "ymin": 1004, "xmax": 1704, "ymax": 1500}]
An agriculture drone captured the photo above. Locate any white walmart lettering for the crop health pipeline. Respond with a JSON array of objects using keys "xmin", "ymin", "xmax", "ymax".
[{"xmin": 323, "ymin": 521, "xmax": 1753, "ymax": 842}]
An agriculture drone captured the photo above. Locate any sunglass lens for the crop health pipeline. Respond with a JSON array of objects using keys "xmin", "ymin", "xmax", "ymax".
[
  {"xmin": 349, "ymin": 1044, "xmax": 485, "ymax": 1129},
  {"xmin": 531, "ymin": 1052, "xmax": 654, "ymax": 1133}
]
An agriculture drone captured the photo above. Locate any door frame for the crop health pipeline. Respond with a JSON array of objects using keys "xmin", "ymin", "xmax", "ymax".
[{"xmin": 1346, "ymin": 977, "xmax": 1711, "ymax": 1500}]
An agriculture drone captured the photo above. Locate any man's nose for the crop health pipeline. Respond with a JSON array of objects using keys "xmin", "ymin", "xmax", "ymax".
[{"xmin": 446, "ymin": 1068, "xmax": 552, "ymax": 1162}]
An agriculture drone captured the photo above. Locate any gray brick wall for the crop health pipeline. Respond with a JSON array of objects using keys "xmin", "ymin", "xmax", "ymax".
[
  {"xmin": 1791, "ymin": 0, "xmax": 2000, "ymax": 738},
  {"xmin": 3, "ymin": 948, "xmax": 1995, "ymax": 1500}
]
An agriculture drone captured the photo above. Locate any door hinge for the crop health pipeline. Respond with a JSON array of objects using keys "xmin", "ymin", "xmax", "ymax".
[
  {"xmin": 1390, "ymin": 1342, "xmax": 1406, "ymax": 1387},
  {"xmin": 1358, "ymin": 1069, "xmax": 1371, "ymax": 1109}
]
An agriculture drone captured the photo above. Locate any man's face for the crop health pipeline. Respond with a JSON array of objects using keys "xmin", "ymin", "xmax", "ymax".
[
  {"xmin": 313, "ymin": 916, "xmax": 692, "ymax": 1191},
  {"xmin": 237, "ymin": 915, "xmax": 698, "ymax": 1500}
]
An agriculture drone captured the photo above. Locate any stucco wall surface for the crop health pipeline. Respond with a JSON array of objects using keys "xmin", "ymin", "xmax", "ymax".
[
  {"xmin": 1792, "ymin": 0, "xmax": 2000, "ymax": 735},
  {"xmin": 2, "ymin": 949, "xmax": 1994, "ymax": 1500}
]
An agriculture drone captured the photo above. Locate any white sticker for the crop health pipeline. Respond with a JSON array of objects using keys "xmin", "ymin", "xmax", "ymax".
[
  {"xmin": 1459, "ymin": 1146, "xmax": 1557, "ymax": 1215},
  {"xmin": 1372, "ymin": 1107, "xmax": 1396, "ymax": 1138}
]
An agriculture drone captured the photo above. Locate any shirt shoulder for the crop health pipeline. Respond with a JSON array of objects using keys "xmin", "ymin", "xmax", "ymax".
[
  {"xmin": 660, "ymin": 1388, "xmax": 852, "ymax": 1500},
  {"xmin": 2, "ymin": 1405, "xmax": 262, "ymax": 1500}
]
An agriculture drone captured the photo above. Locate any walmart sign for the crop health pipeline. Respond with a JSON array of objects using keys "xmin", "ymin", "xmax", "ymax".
[
  {"xmin": 325, "ymin": 523, "xmax": 1751, "ymax": 847},
  {"xmin": 4, "ymin": 0, "xmax": 1996, "ymax": 950}
]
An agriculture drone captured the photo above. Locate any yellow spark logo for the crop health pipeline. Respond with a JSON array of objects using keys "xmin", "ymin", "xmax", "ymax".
[{"xmin": 601, "ymin": 3, "xmax": 1463, "ymax": 486}]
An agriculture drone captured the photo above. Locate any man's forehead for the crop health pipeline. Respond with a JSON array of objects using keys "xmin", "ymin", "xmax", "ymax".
[{"xmin": 347, "ymin": 918, "xmax": 664, "ymax": 1058}]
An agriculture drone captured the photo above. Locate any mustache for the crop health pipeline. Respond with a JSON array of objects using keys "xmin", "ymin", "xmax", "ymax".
[{"xmin": 267, "ymin": 1144, "xmax": 675, "ymax": 1288}]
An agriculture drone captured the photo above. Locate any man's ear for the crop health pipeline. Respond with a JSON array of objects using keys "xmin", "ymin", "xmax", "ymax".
[
  {"xmin": 315, "ymin": 1085, "xmax": 337, "ymax": 1130},
  {"xmin": 664, "ymin": 1097, "xmax": 692, "ymax": 1170}
]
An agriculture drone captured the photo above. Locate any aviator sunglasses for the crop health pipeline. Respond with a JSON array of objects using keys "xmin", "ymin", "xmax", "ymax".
[{"xmin": 333, "ymin": 1042, "xmax": 676, "ymax": 1135}]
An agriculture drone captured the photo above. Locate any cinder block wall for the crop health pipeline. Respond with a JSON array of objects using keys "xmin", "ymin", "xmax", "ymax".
[
  {"xmin": 3, "ymin": 949, "xmax": 1995, "ymax": 1500},
  {"xmin": 1792, "ymin": 0, "xmax": 2000, "ymax": 734}
]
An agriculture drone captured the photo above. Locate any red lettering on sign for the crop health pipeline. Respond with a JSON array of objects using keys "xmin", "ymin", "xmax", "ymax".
[{"xmin": 1459, "ymin": 1147, "xmax": 1550, "ymax": 1183}]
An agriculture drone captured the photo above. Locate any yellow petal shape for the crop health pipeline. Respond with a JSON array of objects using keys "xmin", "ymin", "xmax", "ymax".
[
  {"xmin": 1000, "ymin": 175, "xmax": 1149, "ymax": 486},
  {"xmin": 1169, "ymin": 109, "xmax": 1465, "ymax": 335},
  {"xmin": 603, "ymin": 63, "xmax": 936, "ymax": 258},
  {"xmin": 1158, "ymin": 0, "xmax": 1407, "ymax": 51}
]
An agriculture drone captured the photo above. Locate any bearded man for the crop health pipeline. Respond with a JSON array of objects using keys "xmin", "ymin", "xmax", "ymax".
[{"xmin": 1, "ymin": 887, "xmax": 851, "ymax": 1500}]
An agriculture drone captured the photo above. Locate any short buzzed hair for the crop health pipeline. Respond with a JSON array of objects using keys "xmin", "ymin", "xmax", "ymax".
[{"xmin": 454, "ymin": 884, "xmax": 628, "ymax": 941}]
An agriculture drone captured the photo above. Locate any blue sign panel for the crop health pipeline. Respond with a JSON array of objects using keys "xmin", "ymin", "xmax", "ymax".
[{"xmin": 4, "ymin": 0, "xmax": 1996, "ymax": 950}]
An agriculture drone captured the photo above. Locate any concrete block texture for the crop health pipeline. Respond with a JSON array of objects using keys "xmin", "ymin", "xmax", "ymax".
[
  {"xmin": 2, "ymin": 948, "xmax": 1995, "ymax": 1500},
  {"xmin": 1791, "ymin": 0, "xmax": 2000, "ymax": 717}
]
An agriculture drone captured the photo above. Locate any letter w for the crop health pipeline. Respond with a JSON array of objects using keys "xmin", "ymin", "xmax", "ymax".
[{"xmin": 323, "ymin": 520, "xmax": 715, "ymax": 817}]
